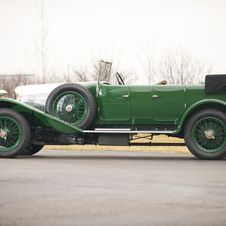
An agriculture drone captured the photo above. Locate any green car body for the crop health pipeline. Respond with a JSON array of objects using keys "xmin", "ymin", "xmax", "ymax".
[
  {"xmin": 0, "ymin": 61, "xmax": 226, "ymax": 159},
  {"xmin": 2, "ymin": 82, "xmax": 226, "ymax": 135}
]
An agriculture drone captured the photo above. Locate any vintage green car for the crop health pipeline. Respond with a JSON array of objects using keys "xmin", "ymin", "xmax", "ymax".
[{"xmin": 0, "ymin": 60, "xmax": 226, "ymax": 160}]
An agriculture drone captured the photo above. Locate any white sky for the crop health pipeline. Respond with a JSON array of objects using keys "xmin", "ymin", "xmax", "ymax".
[{"xmin": 1, "ymin": 0, "xmax": 226, "ymax": 81}]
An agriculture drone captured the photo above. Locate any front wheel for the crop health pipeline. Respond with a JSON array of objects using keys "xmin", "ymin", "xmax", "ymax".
[
  {"xmin": 184, "ymin": 109, "xmax": 226, "ymax": 160},
  {"xmin": 0, "ymin": 109, "xmax": 31, "ymax": 158}
]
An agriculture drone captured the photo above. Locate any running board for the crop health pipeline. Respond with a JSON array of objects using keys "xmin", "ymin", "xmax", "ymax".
[
  {"xmin": 83, "ymin": 128, "xmax": 175, "ymax": 134},
  {"xmin": 130, "ymin": 143, "xmax": 186, "ymax": 146}
]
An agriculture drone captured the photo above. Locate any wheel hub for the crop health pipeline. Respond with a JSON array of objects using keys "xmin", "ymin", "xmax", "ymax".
[
  {"xmin": 0, "ymin": 129, "xmax": 7, "ymax": 140},
  {"xmin": 204, "ymin": 130, "xmax": 215, "ymax": 139},
  {"xmin": 66, "ymin": 105, "xmax": 73, "ymax": 112}
]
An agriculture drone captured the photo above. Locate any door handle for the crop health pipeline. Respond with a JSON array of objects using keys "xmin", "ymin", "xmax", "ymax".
[
  {"xmin": 123, "ymin": 95, "xmax": 129, "ymax": 98},
  {"xmin": 152, "ymin": 95, "xmax": 159, "ymax": 98}
]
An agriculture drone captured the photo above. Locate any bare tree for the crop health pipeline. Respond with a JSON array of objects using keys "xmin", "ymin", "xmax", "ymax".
[
  {"xmin": 117, "ymin": 70, "xmax": 138, "ymax": 85},
  {"xmin": 72, "ymin": 55, "xmax": 109, "ymax": 82},
  {"xmin": 73, "ymin": 65, "xmax": 90, "ymax": 82},
  {"xmin": 22, "ymin": 0, "xmax": 58, "ymax": 83},
  {"xmin": 137, "ymin": 28, "xmax": 159, "ymax": 84},
  {"xmin": 0, "ymin": 74, "xmax": 35, "ymax": 98},
  {"xmin": 68, "ymin": 52, "xmax": 139, "ymax": 85},
  {"xmin": 92, "ymin": 56, "xmax": 139, "ymax": 85},
  {"xmin": 159, "ymin": 46, "xmax": 212, "ymax": 85},
  {"xmin": 91, "ymin": 55, "xmax": 103, "ymax": 81}
]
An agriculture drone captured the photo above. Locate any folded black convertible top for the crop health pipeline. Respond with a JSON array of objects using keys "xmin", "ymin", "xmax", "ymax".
[{"xmin": 205, "ymin": 74, "xmax": 226, "ymax": 94}]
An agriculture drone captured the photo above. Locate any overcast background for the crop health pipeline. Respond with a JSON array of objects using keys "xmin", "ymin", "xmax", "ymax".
[{"xmin": 0, "ymin": 0, "xmax": 226, "ymax": 83}]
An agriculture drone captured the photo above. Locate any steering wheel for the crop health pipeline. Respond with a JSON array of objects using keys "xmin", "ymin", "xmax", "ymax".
[{"xmin": 115, "ymin": 72, "xmax": 125, "ymax": 85}]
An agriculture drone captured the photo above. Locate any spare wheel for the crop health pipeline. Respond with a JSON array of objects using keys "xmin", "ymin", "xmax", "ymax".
[{"xmin": 45, "ymin": 83, "xmax": 96, "ymax": 129}]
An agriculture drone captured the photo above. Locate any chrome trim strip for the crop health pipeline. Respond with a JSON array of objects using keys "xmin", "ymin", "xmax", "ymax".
[
  {"xmin": 83, "ymin": 130, "xmax": 175, "ymax": 134},
  {"xmin": 95, "ymin": 128, "xmax": 131, "ymax": 131}
]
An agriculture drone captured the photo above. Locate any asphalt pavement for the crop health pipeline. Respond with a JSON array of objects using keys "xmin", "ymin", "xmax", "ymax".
[{"xmin": 0, "ymin": 149, "xmax": 226, "ymax": 226}]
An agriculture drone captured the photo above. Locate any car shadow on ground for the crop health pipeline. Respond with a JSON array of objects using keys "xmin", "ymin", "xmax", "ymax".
[{"xmin": 17, "ymin": 151, "xmax": 226, "ymax": 161}]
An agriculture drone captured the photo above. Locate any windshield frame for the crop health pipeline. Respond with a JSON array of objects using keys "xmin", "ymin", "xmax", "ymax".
[{"xmin": 98, "ymin": 60, "xmax": 112, "ymax": 83}]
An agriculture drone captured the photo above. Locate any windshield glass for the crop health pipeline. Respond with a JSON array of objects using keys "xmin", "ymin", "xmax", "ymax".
[{"xmin": 98, "ymin": 60, "xmax": 112, "ymax": 82}]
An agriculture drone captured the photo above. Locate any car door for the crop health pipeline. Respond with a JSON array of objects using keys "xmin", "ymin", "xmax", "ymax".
[
  {"xmin": 153, "ymin": 85, "xmax": 186, "ymax": 122},
  {"xmin": 129, "ymin": 85, "xmax": 154, "ymax": 124},
  {"xmin": 99, "ymin": 84, "xmax": 130, "ymax": 121}
]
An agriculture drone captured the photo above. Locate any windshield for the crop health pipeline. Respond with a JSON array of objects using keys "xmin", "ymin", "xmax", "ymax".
[{"xmin": 98, "ymin": 60, "xmax": 112, "ymax": 83}]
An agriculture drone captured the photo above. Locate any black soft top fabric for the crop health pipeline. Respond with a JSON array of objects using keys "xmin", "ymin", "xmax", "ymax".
[{"xmin": 205, "ymin": 75, "xmax": 226, "ymax": 94}]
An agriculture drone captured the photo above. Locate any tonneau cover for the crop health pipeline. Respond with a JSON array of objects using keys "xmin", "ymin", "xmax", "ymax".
[{"xmin": 205, "ymin": 75, "xmax": 226, "ymax": 94}]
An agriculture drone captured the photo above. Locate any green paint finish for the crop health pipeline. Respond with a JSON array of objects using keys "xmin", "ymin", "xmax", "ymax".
[
  {"xmin": 0, "ymin": 116, "xmax": 21, "ymax": 151},
  {"xmin": 192, "ymin": 117, "xmax": 226, "ymax": 153},
  {"xmin": 96, "ymin": 84, "xmax": 187, "ymax": 126},
  {"xmin": 93, "ymin": 83, "xmax": 226, "ymax": 128},
  {"xmin": 53, "ymin": 91, "xmax": 87, "ymax": 125},
  {"xmin": 99, "ymin": 84, "xmax": 130, "ymax": 121},
  {"xmin": 153, "ymin": 85, "xmax": 186, "ymax": 122},
  {"xmin": 0, "ymin": 99, "xmax": 83, "ymax": 134},
  {"xmin": 174, "ymin": 86, "xmax": 226, "ymax": 134},
  {"xmin": 3, "ymin": 80, "xmax": 226, "ymax": 135},
  {"xmin": 130, "ymin": 86, "xmax": 153, "ymax": 117},
  {"xmin": 185, "ymin": 85, "xmax": 226, "ymax": 108},
  {"xmin": 130, "ymin": 86, "xmax": 153, "ymax": 124}
]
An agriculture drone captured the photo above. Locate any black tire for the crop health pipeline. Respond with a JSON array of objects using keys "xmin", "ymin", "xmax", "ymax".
[
  {"xmin": 184, "ymin": 109, "xmax": 226, "ymax": 160},
  {"xmin": 45, "ymin": 83, "xmax": 96, "ymax": 129},
  {"xmin": 20, "ymin": 144, "xmax": 44, "ymax": 156},
  {"xmin": 0, "ymin": 108, "xmax": 31, "ymax": 158}
]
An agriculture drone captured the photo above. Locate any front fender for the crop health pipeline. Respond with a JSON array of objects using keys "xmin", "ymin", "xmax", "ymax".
[
  {"xmin": 0, "ymin": 98, "xmax": 83, "ymax": 134},
  {"xmin": 173, "ymin": 99, "xmax": 226, "ymax": 135}
]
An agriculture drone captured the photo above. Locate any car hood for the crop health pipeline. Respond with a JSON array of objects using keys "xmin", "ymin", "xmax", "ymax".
[
  {"xmin": 14, "ymin": 81, "xmax": 97, "ymax": 111},
  {"xmin": 14, "ymin": 83, "xmax": 63, "ymax": 111}
]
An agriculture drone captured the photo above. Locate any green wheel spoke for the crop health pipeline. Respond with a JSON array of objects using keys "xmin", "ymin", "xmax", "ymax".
[
  {"xmin": 53, "ymin": 91, "xmax": 87, "ymax": 125},
  {"xmin": 199, "ymin": 140, "xmax": 208, "ymax": 148},
  {"xmin": 0, "ymin": 116, "xmax": 22, "ymax": 152},
  {"xmin": 192, "ymin": 117, "xmax": 226, "ymax": 153}
]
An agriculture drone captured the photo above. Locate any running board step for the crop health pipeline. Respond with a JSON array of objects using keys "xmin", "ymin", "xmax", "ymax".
[
  {"xmin": 130, "ymin": 143, "xmax": 186, "ymax": 146},
  {"xmin": 83, "ymin": 128, "xmax": 176, "ymax": 134}
]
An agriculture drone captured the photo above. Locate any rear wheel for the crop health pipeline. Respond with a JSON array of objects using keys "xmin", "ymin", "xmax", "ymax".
[
  {"xmin": 0, "ymin": 109, "xmax": 31, "ymax": 158},
  {"xmin": 45, "ymin": 83, "xmax": 96, "ymax": 129},
  {"xmin": 184, "ymin": 109, "xmax": 226, "ymax": 160}
]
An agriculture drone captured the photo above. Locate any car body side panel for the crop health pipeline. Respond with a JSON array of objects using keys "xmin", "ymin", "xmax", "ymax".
[
  {"xmin": 153, "ymin": 85, "xmax": 186, "ymax": 124},
  {"xmin": 98, "ymin": 84, "xmax": 130, "ymax": 121},
  {"xmin": 174, "ymin": 98, "xmax": 226, "ymax": 135},
  {"xmin": 11, "ymin": 82, "xmax": 226, "ymax": 131},
  {"xmin": 185, "ymin": 85, "xmax": 226, "ymax": 113},
  {"xmin": 93, "ymin": 84, "xmax": 187, "ymax": 126},
  {"xmin": 130, "ymin": 85, "xmax": 153, "ymax": 124},
  {"xmin": 92, "ymin": 83, "xmax": 226, "ymax": 128},
  {"xmin": 173, "ymin": 85, "xmax": 226, "ymax": 134}
]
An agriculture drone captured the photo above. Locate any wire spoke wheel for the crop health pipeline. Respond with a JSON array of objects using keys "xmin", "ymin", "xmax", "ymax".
[
  {"xmin": 0, "ymin": 108, "xmax": 31, "ymax": 158},
  {"xmin": 45, "ymin": 83, "xmax": 96, "ymax": 129},
  {"xmin": 185, "ymin": 109, "xmax": 226, "ymax": 160},
  {"xmin": 192, "ymin": 117, "xmax": 226, "ymax": 153},
  {"xmin": 53, "ymin": 91, "xmax": 87, "ymax": 125},
  {"xmin": 0, "ymin": 117, "xmax": 22, "ymax": 151}
]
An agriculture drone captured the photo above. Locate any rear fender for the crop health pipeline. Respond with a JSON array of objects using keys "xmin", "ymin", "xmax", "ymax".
[{"xmin": 173, "ymin": 99, "xmax": 226, "ymax": 135}]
